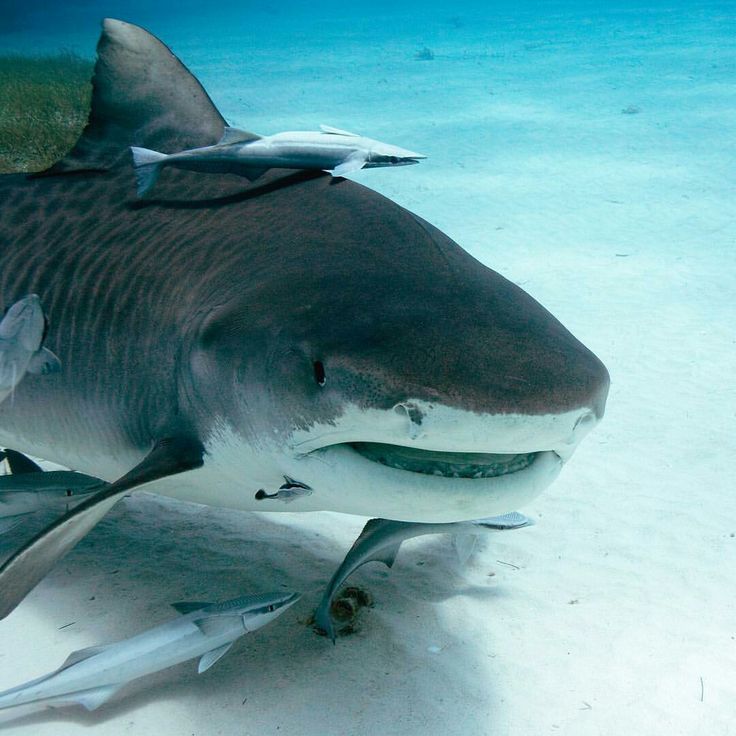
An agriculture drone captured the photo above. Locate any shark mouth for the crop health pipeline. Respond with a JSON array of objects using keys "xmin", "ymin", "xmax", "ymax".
[{"xmin": 348, "ymin": 442, "xmax": 538, "ymax": 479}]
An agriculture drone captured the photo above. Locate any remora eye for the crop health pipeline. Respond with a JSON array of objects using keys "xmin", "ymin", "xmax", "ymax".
[
  {"xmin": 313, "ymin": 360, "xmax": 326, "ymax": 386},
  {"xmin": 390, "ymin": 156, "xmax": 399, "ymax": 164}
]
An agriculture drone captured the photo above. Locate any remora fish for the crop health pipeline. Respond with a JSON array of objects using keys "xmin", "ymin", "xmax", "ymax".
[
  {"xmin": 0, "ymin": 295, "xmax": 60, "ymax": 404},
  {"xmin": 0, "ymin": 591, "xmax": 300, "ymax": 712},
  {"xmin": 254, "ymin": 475, "xmax": 312, "ymax": 504},
  {"xmin": 131, "ymin": 125, "xmax": 426, "ymax": 196},
  {"xmin": 0, "ymin": 19, "xmax": 609, "ymax": 621},
  {"xmin": 0, "ymin": 449, "xmax": 105, "ymax": 532},
  {"xmin": 314, "ymin": 512, "xmax": 532, "ymax": 642}
]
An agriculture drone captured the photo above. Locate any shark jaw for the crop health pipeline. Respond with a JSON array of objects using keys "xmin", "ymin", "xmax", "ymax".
[{"xmin": 163, "ymin": 400, "xmax": 599, "ymax": 523}]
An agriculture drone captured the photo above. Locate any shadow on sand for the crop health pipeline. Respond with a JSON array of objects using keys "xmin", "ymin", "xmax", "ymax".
[{"xmin": 0, "ymin": 493, "xmax": 510, "ymax": 734}]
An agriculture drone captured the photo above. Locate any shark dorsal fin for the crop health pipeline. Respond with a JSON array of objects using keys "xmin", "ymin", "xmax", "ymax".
[
  {"xmin": 218, "ymin": 127, "xmax": 261, "ymax": 146},
  {"xmin": 320, "ymin": 125, "xmax": 360, "ymax": 137},
  {"xmin": 44, "ymin": 19, "xmax": 252, "ymax": 174}
]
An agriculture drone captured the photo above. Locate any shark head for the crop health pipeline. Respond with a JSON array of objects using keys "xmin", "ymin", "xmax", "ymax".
[
  {"xmin": 0, "ymin": 19, "xmax": 608, "ymax": 526},
  {"xmin": 191, "ymin": 201, "xmax": 609, "ymax": 521}
]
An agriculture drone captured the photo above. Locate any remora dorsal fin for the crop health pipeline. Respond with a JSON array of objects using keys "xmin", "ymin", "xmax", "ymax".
[
  {"xmin": 44, "ymin": 19, "xmax": 254, "ymax": 174},
  {"xmin": 320, "ymin": 124, "xmax": 359, "ymax": 137}
]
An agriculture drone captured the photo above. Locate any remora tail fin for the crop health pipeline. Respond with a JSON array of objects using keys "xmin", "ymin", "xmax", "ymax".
[
  {"xmin": 130, "ymin": 147, "xmax": 168, "ymax": 196},
  {"xmin": 42, "ymin": 19, "xmax": 256, "ymax": 174}
]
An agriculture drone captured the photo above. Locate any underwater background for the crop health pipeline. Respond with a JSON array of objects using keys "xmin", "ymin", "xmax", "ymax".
[{"xmin": 1, "ymin": 2, "xmax": 734, "ymax": 735}]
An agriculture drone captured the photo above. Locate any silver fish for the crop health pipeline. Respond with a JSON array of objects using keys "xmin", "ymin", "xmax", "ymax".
[
  {"xmin": 130, "ymin": 124, "xmax": 426, "ymax": 196},
  {"xmin": 254, "ymin": 475, "xmax": 312, "ymax": 504},
  {"xmin": 0, "ymin": 591, "xmax": 300, "ymax": 713},
  {"xmin": 314, "ymin": 512, "xmax": 533, "ymax": 642},
  {"xmin": 0, "ymin": 295, "xmax": 60, "ymax": 404},
  {"xmin": 0, "ymin": 449, "xmax": 106, "ymax": 532}
]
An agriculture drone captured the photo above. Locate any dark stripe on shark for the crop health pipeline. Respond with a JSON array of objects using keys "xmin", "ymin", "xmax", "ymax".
[{"xmin": 1, "ymin": 166, "xmax": 607, "ymax": 449}]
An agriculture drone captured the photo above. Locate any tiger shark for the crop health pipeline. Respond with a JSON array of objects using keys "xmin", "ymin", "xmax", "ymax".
[{"xmin": 0, "ymin": 19, "xmax": 609, "ymax": 620}]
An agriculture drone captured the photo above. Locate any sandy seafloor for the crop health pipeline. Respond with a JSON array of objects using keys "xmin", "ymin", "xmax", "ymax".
[{"xmin": 0, "ymin": 2, "xmax": 734, "ymax": 734}]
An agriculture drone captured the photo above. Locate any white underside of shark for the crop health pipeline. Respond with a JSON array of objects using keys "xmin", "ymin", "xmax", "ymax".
[
  {"xmin": 167, "ymin": 401, "xmax": 598, "ymax": 522},
  {"xmin": 0, "ymin": 400, "xmax": 597, "ymax": 523}
]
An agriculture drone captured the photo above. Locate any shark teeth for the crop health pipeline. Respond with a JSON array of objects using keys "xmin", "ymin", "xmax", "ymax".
[{"xmin": 349, "ymin": 443, "xmax": 537, "ymax": 479}]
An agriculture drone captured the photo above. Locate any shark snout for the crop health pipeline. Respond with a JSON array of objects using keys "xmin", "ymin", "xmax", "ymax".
[{"xmin": 552, "ymin": 409, "xmax": 599, "ymax": 462}]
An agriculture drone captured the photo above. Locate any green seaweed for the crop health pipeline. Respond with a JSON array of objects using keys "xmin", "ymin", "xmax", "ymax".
[{"xmin": 0, "ymin": 52, "xmax": 92, "ymax": 173}]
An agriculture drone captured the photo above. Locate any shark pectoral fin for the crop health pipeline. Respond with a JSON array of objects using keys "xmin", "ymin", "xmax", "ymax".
[
  {"xmin": 0, "ymin": 435, "xmax": 204, "ymax": 621},
  {"xmin": 198, "ymin": 642, "xmax": 235, "ymax": 673},
  {"xmin": 171, "ymin": 601, "xmax": 212, "ymax": 615},
  {"xmin": 331, "ymin": 153, "xmax": 368, "ymax": 177},
  {"xmin": 452, "ymin": 533, "xmax": 478, "ymax": 565},
  {"xmin": 320, "ymin": 125, "xmax": 360, "ymax": 137},
  {"xmin": 240, "ymin": 167, "xmax": 268, "ymax": 182},
  {"xmin": 71, "ymin": 684, "xmax": 124, "ymax": 711},
  {"xmin": 26, "ymin": 348, "xmax": 61, "ymax": 376},
  {"xmin": 218, "ymin": 126, "xmax": 261, "ymax": 145},
  {"xmin": 2, "ymin": 448, "xmax": 43, "ymax": 474},
  {"xmin": 60, "ymin": 644, "xmax": 109, "ymax": 670}
]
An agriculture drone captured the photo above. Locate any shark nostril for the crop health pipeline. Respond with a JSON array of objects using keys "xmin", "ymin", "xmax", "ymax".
[{"xmin": 573, "ymin": 411, "xmax": 596, "ymax": 433}]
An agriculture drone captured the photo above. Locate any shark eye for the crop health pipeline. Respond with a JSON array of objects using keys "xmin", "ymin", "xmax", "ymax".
[
  {"xmin": 268, "ymin": 604, "xmax": 275, "ymax": 612},
  {"xmin": 313, "ymin": 360, "xmax": 326, "ymax": 387}
]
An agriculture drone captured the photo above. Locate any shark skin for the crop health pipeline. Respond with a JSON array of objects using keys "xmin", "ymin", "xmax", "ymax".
[
  {"xmin": 0, "ymin": 592, "xmax": 300, "ymax": 713},
  {"xmin": 0, "ymin": 19, "xmax": 610, "ymax": 620}
]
